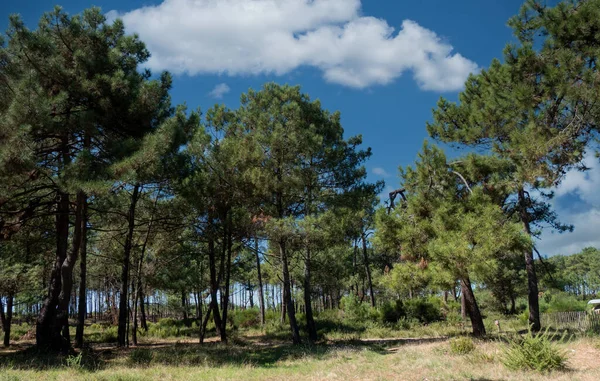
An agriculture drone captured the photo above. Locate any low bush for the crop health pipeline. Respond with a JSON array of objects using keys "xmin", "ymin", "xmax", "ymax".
[
  {"xmin": 381, "ymin": 300, "xmax": 406, "ymax": 324},
  {"xmin": 449, "ymin": 337, "xmax": 475, "ymax": 355},
  {"xmin": 129, "ymin": 348, "xmax": 153, "ymax": 365},
  {"xmin": 404, "ymin": 298, "xmax": 441, "ymax": 323},
  {"xmin": 230, "ymin": 308, "xmax": 260, "ymax": 328},
  {"xmin": 502, "ymin": 329, "xmax": 568, "ymax": 372}
]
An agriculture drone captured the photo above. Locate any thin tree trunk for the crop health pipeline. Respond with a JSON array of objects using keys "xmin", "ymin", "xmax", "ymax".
[
  {"xmin": 254, "ymin": 237, "xmax": 265, "ymax": 326},
  {"xmin": 207, "ymin": 235, "xmax": 223, "ymax": 338},
  {"xmin": 361, "ymin": 232, "xmax": 376, "ymax": 307},
  {"xmin": 75, "ymin": 194, "xmax": 88, "ymax": 348},
  {"xmin": 304, "ymin": 245, "xmax": 317, "ymax": 342},
  {"xmin": 460, "ymin": 280, "xmax": 466, "ymax": 320},
  {"xmin": 2, "ymin": 294, "xmax": 13, "ymax": 347},
  {"xmin": 118, "ymin": 183, "xmax": 140, "ymax": 347},
  {"xmin": 461, "ymin": 275, "xmax": 486, "ymax": 337},
  {"xmin": 518, "ymin": 188, "xmax": 541, "ymax": 331},
  {"xmin": 280, "ymin": 240, "xmax": 301, "ymax": 344},
  {"xmin": 219, "ymin": 221, "xmax": 233, "ymax": 342}
]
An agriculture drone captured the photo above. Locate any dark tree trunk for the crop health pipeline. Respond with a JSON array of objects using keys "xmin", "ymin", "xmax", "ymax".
[
  {"xmin": 118, "ymin": 183, "xmax": 140, "ymax": 347},
  {"xmin": 303, "ymin": 245, "xmax": 317, "ymax": 342},
  {"xmin": 460, "ymin": 280, "xmax": 466, "ymax": 320},
  {"xmin": 280, "ymin": 240, "xmax": 301, "ymax": 344},
  {"xmin": 75, "ymin": 194, "xmax": 88, "ymax": 348},
  {"xmin": 0, "ymin": 297, "xmax": 6, "ymax": 337},
  {"xmin": 36, "ymin": 190, "xmax": 70, "ymax": 352},
  {"xmin": 2, "ymin": 294, "xmax": 13, "ymax": 347},
  {"xmin": 518, "ymin": 188, "xmax": 541, "ymax": 331},
  {"xmin": 182, "ymin": 290, "xmax": 188, "ymax": 321},
  {"xmin": 139, "ymin": 290, "xmax": 148, "ymax": 331},
  {"xmin": 461, "ymin": 275, "xmax": 486, "ymax": 337},
  {"xmin": 254, "ymin": 237, "xmax": 265, "ymax": 326},
  {"xmin": 509, "ymin": 293, "xmax": 516, "ymax": 315},
  {"xmin": 207, "ymin": 235, "xmax": 223, "ymax": 339},
  {"xmin": 219, "ymin": 224, "xmax": 232, "ymax": 342},
  {"xmin": 361, "ymin": 232, "xmax": 376, "ymax": 307}
]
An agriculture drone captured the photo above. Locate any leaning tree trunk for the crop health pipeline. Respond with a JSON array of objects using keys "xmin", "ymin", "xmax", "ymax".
[
  {"xmin": 518, "ymin": 188, "xmax": 541, "ymax": 331},
  {"xmin": 75, "ymin": 194, "xmax": 88, "ymax": 348},
  {"xmin": 461, "ymin": 275, "xmax": 486, "ymax": 337},
  {"xmin": 118, "ymin": 184, "xmax": 140, "ymax": 347},
  {"xmin": 361, "ymin": 232, "xmax": 376, "ymax": 307}
]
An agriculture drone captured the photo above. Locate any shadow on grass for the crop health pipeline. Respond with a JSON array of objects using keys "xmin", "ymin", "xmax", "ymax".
[{"xmin": 0, "ymin": 333, "xmax": 450, "ymax": 372}]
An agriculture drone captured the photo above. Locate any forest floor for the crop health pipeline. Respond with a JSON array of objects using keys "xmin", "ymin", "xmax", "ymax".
[{"xmin": 1, "ymin": 332, "xmax": 599, "ymax": 381}]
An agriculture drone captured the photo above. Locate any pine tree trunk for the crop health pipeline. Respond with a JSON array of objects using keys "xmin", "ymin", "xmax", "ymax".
[
  {"xmin": 461, "ymin": 275, "xmax": 486, "ymax": 337},
  {"xmin": 280, "ymin": 240, "xmax": 301, "ymax": 344},
  {"xmin": 518, "ymin": 188, "xmax": 541, "ymax": 331},
  {"xmin": 304, "ymin": 245, "xmax": 317, "ymax": 342},
  {"xmin": 219, "ymin": 224, "xmax": 232, "ymax": 342},
  {"xmin": 207, "ymin": 235, "xmax": 223, "ymax": 338},
  {"xmin": 75, "ymin": 194, "xmax": 88, "ymax": 348},
  {"xmin": 460, "ymin": 280, "xmax": 466, "ymax": 320},
  {"xmin": 2, "ymin": 294, "xmax": 13, "ymax": 347},
  {"xmin": 255, "ymin": 237, "xmax": 265, "ymax": 326},
  {"xmin": 361, "ymin": 232, "xmax": 376, "ymax": 307},
  {"xmin": 36, "ymin": 190, "xmax": 70, "ymax": 351},
  {"xmin": 118, "ymin": 183, "xmax": 140, "ymax": 347},
  {"xmin": 139, "ymin": 290, "xmax": 148, "ymax": 331}
]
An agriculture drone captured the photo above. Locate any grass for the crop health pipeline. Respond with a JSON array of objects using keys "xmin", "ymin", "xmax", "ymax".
[
  {"xmin": 1, "ymin": 315, "xmax": 599, "ymax": 380},
  {"xmin": 1, "ymin": 336, "xmax": 599, "ymax": 380}
]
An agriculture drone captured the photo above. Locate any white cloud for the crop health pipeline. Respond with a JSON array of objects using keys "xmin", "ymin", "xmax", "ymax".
[
  {"xmin": 372, "ymin": 167, "xmax": 390, "ymax": 177},
  {"xmin": 208, "ymin": 83, "xmax": 231, "ymax": 99},
  {"xmin": 538, "ymin": 152, "xmax": 600, "ymax": 256},
  {"xmin": 108, "ymin": 0, "xmax": 477, "ymax": 90}
]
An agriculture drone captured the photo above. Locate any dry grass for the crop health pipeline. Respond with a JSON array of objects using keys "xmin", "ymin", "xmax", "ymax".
[{"xmin": 1, "ymin": 335, "xmax": 599, "ymax": 380}]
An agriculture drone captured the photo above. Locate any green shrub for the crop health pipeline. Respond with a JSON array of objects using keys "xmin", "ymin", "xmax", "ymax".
[
  {"xmin": 502, "ymin": 329, "xmax": 568, "ymax": 372},
  {"xmin": 404, "ymin": 298, "xmax": 441, "ymax": 323},
  {"xmin": 381, "ymin": 300, "xmax": 406, "ymax": 324},
  {"xmin": 129, "ymin": 348, "xmax": 153, "ymax": 365},
  {"xmin": 341, "ymin": 295, "xmax": 370, "ymax": 322},
  {"xmin": 156, "ymin": 318, "xmax": 180, "ymax": 327},
  {"xmin": 540, "ymin": 291, "xmax": 587, "ymax": 313},
  {"xmin": 231, "ymin": 308, "xmax": 260, "ymax": 328},
  {"xmin": 99, "ymin": 326, "xmax": 118, "ymax": 343},
  {"xmin": 449, "ymin": 337, "xmax": 475, "ymax": 355}
]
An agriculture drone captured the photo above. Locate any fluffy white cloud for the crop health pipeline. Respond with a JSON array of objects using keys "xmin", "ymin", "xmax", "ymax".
[
  {"xmin": 208, "ymin": 83, "xmax": 231, "ymax": 99},
  {"xmin": 372, "ymin": 167, "xmax": 390, "ymax": 177},
  {"xmin": 538, "ymin": 152, "xmax": 600, "ymax": 256},
  {"xmin": 108, "ymin": 0, "xmax": 477, "ymax": 90}
]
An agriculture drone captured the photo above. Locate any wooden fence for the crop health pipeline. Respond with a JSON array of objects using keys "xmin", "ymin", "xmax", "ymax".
[{"xmin": 541, "ymin": 311, "xmax": 600, "ymax": 332}]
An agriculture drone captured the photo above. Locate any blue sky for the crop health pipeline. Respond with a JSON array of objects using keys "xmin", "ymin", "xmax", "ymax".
[{"xmin": 2, "ymin": 0, "xmax": 597, "ymax": 256}]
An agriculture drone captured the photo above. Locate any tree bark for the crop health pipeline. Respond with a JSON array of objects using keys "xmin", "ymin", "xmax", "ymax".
[
  {"xmin": 207, "ymin": 234, "xmax": 223, "ymax": 339},
  {"xmin": 219, "ymin": 222, "xmax": 232, "ymax": 342},
  {"xmin": 280, "ymin": 239, "xmax": 301, "ymax": 344},
  {"xmin": 75, "ymin": 194, "xmax": 88, "ymax": 348},
  {"xmin": 361, "ymin": 232, "xmax": 376, "ymax": 307},
  {"xmin": 118, "ymin": 183, "xmax": 140, "ymax": 347},
  {"xmin": 461, "ymin": 275, "xmax": 486, "ymax": 337},
  {"xmin": 303, "ymin": 245, "xmax": 317, "ymax": 342},
  {"xmin": 518, "ymin": 188, "xmax": 541, "ymax": 331},
  {"xmin": 254, "ymin": 237, "xmax": 265, "ymax": 326},
  {"xmin": 36, "ymin": 190, "xmax": 70, "ymax": 351},
  {"xmin": 2, "ymin": 294, "xmax": 13, "ymax": 347}
]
